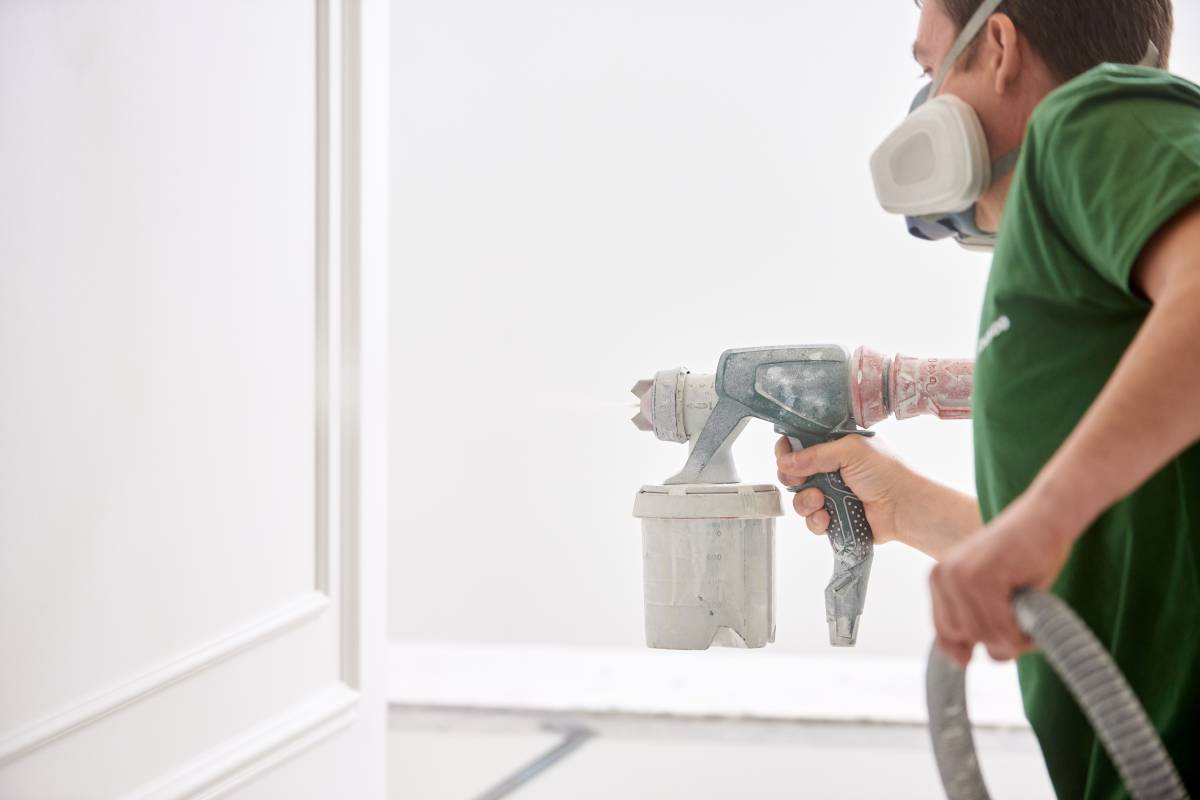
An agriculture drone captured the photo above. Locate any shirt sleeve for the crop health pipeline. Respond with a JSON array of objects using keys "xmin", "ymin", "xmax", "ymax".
[{"xmin": 1032, "ymin": 78, "xmax": 1200, "ymax": 297}]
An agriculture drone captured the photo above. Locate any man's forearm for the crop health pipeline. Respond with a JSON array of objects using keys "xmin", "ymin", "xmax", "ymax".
[{"xmin": 896, "ymin": 476, "xmax": 982, "ymax": 560}]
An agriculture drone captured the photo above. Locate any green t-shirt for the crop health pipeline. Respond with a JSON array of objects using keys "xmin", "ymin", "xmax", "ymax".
[{"xmin": 974, "ymin": 64, "xmax": 1200, "ymax": 799}]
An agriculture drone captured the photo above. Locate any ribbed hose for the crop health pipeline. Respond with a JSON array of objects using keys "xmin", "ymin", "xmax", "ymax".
[{"xmin": 927, "ymin": 588, "xmax": 1189, "ymax": 800}]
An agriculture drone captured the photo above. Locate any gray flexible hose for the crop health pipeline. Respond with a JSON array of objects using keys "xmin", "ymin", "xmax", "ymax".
[{"xmin": 927, "ymin": 588, "xmax": 1189, "ymax": 800}]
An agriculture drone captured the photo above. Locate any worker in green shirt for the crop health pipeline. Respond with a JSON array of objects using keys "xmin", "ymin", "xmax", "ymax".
[{"xmin": 776, "ymin": 0, "xmax": 1199, "ymax": 797}]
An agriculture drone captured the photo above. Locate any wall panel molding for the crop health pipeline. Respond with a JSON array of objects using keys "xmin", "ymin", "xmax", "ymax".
[
  {"xmin": 125, "ymin": 683, "xmax": 358, "ymax": 800},
  {"xmin": 0, "ymin": 0, "xmax": 374, "ymax": 793},
  {"xmin": 337, "ymin": 0, "xmax": 364, "ymax": 694},
  {"xmin": 0, "ymin": 593, "xmax": 329, "ymax": 767}
]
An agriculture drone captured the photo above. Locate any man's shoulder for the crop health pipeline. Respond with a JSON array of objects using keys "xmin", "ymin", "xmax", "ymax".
[{"xmin": 1028, "ymin": 65, "xmax": 1200, "ymax": 142}]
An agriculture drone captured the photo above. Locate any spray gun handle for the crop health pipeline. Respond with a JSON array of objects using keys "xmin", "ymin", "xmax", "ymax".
[{"xmin": 786, "ymin": 436, "xmax": 875, "ymax": 647}]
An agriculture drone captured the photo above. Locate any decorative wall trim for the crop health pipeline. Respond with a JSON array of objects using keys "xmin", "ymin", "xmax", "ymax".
[
  {"xmin": 314, "ymin": 0, "xmax": 334, "ymax": 598},
  {"xmin": 1, "ymin": 0, "xmax": 372, "ymax": 790},
  {"xmin": 0, "ymin": 592, "xmax": 330, "ymax": 766},
  {"xmin": 125, "ymin": 683, "xmax": 359, "ymax": 800},
  {"xmin": 338, "ymin": 0, "xmax": 364, "ymax": 693}
]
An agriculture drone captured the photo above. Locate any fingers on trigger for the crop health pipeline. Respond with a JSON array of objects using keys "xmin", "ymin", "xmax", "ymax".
[
  {"xmin": 778, "ymin": 470, "xmax": 805, "ymax": 487},
  {"xmin": 799, "ymin": 487, "xmax": 824, "ymax": 509}
]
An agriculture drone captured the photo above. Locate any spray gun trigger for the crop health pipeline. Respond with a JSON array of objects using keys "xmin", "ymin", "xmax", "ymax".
[{"xmin": 774, "ymin": 425, "xmax": 875, "ymax": 442}]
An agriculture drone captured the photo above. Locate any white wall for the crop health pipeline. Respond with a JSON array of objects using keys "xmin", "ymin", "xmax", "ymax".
[
  {"xmin": 0, "ymin": 1, "xmax": 387, "ymax": 796},
  {"xmin": 389, "ymin": 0, "xmax": 1200, "ymax": 660}
]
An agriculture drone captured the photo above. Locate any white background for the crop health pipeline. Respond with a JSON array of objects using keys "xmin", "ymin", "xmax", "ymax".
[{"xmin": 389, "ymin": 0, "xmax": 1200, "ymax": 665}]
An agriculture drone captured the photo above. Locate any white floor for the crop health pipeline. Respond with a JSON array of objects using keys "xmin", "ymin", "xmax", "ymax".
[
  {"xmin": 388, "ymin": 643, "xmax": 1031, "ymax": 727},
  {"xmin": 388, "ymin": 709, "xmax": 1056, "ymax": 800}
]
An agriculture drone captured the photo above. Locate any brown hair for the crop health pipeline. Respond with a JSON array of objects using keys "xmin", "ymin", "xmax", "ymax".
[{"xmin": 929, "ymin": 0, "xmax": 1174, "ymax": 81}]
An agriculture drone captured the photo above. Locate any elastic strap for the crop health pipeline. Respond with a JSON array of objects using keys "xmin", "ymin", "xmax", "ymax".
[
  {"xmin": 931, "ymin": 0, "xmax": 1006, "ymax": 96},
  {"xmin": 990, "ymin": 148, "xmax": 1021, "ymax": 185},
  {"xmin": 1140, "ymin": 40, "xmax": 1161, "ymax": 68}
]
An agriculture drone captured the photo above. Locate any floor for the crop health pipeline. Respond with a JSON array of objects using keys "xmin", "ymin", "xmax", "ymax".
[{"xmin": 388, "ymin": 708, "xmax": 1056, "ymax": 800}]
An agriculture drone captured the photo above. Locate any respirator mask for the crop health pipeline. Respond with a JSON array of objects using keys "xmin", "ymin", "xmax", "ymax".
[
  {"xmin": 870, "ymin": 0, "xmax": 1014, "ymax": 251},
  {"xmin": 871, "ymin": 1, "xmax": 1163, "ymax": 251}
]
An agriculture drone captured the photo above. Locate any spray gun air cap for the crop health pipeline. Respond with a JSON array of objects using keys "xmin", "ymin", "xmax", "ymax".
[{"xmin": 630, "ymin": 369, "xmax": 689, "ymax": 444}]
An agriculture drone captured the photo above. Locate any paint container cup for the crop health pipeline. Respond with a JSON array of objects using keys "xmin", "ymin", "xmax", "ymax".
[{"xmin": 632, "ymin": 484, "xmax": 782, "ymax": 649}]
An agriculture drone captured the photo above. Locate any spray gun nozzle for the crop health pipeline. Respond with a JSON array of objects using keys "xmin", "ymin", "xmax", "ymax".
[{"xmin": 630, "ymin": 379, "xmax": 654, "ymax": 431}]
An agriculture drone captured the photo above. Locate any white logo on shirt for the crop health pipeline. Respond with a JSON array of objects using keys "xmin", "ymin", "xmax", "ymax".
[{"xmin": 977, "ymin": 315, "xmax": 1011, "ymax": 356}]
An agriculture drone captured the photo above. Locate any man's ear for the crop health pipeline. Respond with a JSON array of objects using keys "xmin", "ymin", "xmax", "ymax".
[{"xmin": 987, "ymin": 14, "xmax": 1022, "ymax": 95}]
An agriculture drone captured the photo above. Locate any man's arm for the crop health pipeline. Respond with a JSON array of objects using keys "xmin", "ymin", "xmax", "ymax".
[
  {"xmin": 930, "ymin": 201, "xmax": 1200, "ymax": 666},
  {"xmin": 898, "ymin": 476, "xmax": 983, "ymax": 559}
]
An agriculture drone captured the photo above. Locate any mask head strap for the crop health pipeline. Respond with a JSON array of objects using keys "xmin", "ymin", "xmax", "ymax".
[
  {"xmin": 929, "ymin": 0, "xmax": 1007, "ymax": 97},
  {"xmin": 1140, "ymin": 41, "xmax": 1161, "ymax": 68},
  {"xmin": 990, "ymin": 147, "xmax": 1021, "ymax": 183}
]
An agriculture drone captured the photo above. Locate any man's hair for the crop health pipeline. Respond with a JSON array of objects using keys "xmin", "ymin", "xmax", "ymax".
[{"xmin": 930, "ymin": 0, "xmax": 1174, "ymax": 81}]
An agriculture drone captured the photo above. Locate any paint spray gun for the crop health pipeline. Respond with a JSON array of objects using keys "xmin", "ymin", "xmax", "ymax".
[
  {"xmin": 631, "ymin": 345, "xmax": 972, "ymax": 649},
  {"xmin": 631, "ymin": 346, "xmax": 1192, "ymax": 800}
]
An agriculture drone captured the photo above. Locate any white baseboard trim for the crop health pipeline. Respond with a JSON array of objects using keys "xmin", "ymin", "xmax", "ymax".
[
  {"xmin": 125, "ymin": 682, "xmax": 359, "ymax": 800},
  {"xmin": 388, "ymin": 642, "xmax": 1029, "ymax": 730}
]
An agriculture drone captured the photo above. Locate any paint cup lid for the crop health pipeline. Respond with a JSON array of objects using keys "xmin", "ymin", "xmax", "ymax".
[{"xmin": 632, "ymin": 484, "xmax": 782, "ymax": 520}]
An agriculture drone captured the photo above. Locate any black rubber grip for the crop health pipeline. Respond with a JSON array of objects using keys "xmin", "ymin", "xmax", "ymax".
[
  {"xmin": 783, "ymin": 432, "xmax": 876, "ymax": 645},
  {"xmin": 798, "ymin": 471, "xmax": 873, "ymax": 562},
  {"xmin": 796, "ymin": 470, "xmax": 875, "ymax": 645}
]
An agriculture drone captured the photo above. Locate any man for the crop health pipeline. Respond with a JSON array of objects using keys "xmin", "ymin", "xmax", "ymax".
[{"xmin": 776, "ymin": 0, "xmax": 1200, "ymax": 797}]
